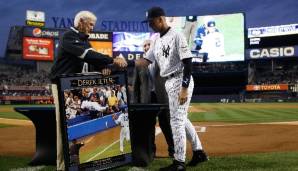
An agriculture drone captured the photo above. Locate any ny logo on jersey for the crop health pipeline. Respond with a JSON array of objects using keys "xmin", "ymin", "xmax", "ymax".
[{"xmin": 162, "ymin": 45, "xmax": 170, "ymax": 58}]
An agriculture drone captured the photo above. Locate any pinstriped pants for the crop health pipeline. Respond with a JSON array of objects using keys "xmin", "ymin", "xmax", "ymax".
[{"xmin": 165, "ymin": 76, "xmax": 203, "ymax": 162}]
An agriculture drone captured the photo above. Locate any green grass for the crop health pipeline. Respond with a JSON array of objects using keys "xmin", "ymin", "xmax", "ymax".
[
  {"xmin": 0, "ymin": 156, "xmax": 55, "ymax": 171},
  {"xmin": 1, "ymin": 103, "xmax": 298, "ymax": 170},
  {"xmin": 2, "ymin": 151, "xmax": 298, "ymax": 171},
  {"xmin": 0, "ymin": 123, "xmax": 13, "ymax": 128},
  {"xmin": 0, "ymin": 104, "xmax": 53, "ymax": 120},
  {"xmin": 3, "ymin": 103, "xmax": 298, "ymax": 123},
  {"xmin": 114, "ymin": 151, "xmax": 298, "ymax": 171},
  {"xmin": 189, "ymin": 103, "xmax": 298, "ymax": 123}
]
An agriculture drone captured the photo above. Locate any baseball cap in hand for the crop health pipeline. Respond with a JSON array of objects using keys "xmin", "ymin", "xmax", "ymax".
[{"xmin": 142, "ymin": 6, "xmax": 166, "ymax": 23}]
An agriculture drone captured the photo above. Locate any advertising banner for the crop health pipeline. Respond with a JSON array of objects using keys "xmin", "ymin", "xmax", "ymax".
[
  {"xmin": 112, "ymin": 51, "xmax": 144, "ymax": 61},
  {"xmin": 248, "ymin": 24, "xmax": 298, "ymax": 38},
  {"xmin": 89, "ymin": 32, "xmax": 113, "ymax": 57},
  {"xmin": 246, "ymin": 46, "xmax": 298, "ymax": 59},
  {"xmin": 23, "ymin": 27, "xmax": 64, "ymax": 39},
  {"xmin": 89, "ymin": 41, "xmax": 113, "ymax": 57},
  {"xmin": 246, "ymin": 84, "xmax": 289, "ymax": 91},
  {"xmin": 26, "ymin": 10, "xmax": 45, "ymax": 27},
  {"xmin": 23, "ymin": 37, "xmax": 54, "ymax": 61},
  {"xmin": 89, "ymin": 32, "xmax": 112, "ymax": 42}
]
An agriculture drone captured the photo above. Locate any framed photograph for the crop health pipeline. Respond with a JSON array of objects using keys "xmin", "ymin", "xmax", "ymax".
[{"xmin": 57, "ymin": 72, "xmax": 131, "ymax": 171}]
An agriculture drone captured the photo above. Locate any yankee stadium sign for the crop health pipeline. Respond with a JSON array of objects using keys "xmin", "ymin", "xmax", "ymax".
[
  {"xmin": 247, "ymin": 46, "xmax": 298, "ymax": 59},
  {"xmin": 51, "ymin": 16, "xmax": 149, "ymax": 32}
]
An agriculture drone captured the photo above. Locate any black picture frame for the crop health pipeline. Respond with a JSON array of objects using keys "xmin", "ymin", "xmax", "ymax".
[{"xmin": 57, "ymin": 72, "xmax": 132, "ymax": 171}]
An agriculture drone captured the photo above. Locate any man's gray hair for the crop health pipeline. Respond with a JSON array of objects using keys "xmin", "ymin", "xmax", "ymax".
[{"xmin": 74, "ymin": 11, "xmax": 97, "ymax": 27}]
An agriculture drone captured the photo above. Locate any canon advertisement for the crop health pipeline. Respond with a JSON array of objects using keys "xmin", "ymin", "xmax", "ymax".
[
  {"xmin": 246, "ymin": 46, "xmax": 298, "ymax": 59},
  {"xmin": 23, "ymin": 37, "xmax": 54, "ymax": 61}
]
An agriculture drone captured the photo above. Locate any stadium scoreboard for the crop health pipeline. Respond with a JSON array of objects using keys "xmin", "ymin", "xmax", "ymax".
[{"xmin": 247, "ymin": 24, "xmax": 298, "ymax": 59}]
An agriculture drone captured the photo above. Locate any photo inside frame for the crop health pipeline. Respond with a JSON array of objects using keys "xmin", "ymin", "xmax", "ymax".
[{"xmin": 58, "ymin": 72, "xmax": 132, "ymax": 171}]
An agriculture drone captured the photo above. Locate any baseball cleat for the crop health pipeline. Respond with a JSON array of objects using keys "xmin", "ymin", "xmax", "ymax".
[
  {"xmin": 159, "ymin": 160, "xmax": 185, "ymax": 171},
  {"xmin": 187, "ymin": 150, "xmax": 208, "ymax": 166}
]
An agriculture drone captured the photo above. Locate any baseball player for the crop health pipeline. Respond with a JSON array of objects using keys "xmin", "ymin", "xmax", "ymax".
[
  {"xmin": 183, "ymin": 16, "xmax": 198, "ymax": 49},
  {"xmin": 133, "ymin": 7, "xmax": 208, "ymax": 171},
  {"xmin": 194, "ymin": 16, "xmax": 225, "ymax": 62},
  {"xmin": 81, "ymin": 95, "xmax": 107, "ymax": 118},
  {"xmin": 113, "ymin": 109, "xmax": 130, "ymax": 153},
  {"xmin": 132, "ymin": 39, "xmax": 175, "ymax": 157}
]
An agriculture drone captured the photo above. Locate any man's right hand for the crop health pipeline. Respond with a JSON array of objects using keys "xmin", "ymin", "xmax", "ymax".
[
  {"xmin": 113, "ymin": 57, "xmax": 127, "ymax": 68},
  {"xmin": 135, "ymin": 58, "xmax": 151, "ymax": 67}
]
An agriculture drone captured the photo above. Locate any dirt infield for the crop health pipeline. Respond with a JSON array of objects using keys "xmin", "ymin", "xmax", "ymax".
[
  {"xmin": 0, "ymin": 125, "xmax": 35, "ymax": 157},
  {"xmin": 1, "ymin": 121, "xmax": 298, "ymax": 159},
  {"xmin": 79, "ymin": 126, "xmax": 121, "ymax": 153},
  {"xmin": 155, "ymin": 121, "xmax": 298, "ymax": 157}
]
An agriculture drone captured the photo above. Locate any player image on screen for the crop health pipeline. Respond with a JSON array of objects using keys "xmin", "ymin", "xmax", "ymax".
[
  {"xmin": 166, "ymin": 13, "xmax": 245, "ymax": 63},
  {"xmin": 195, "ymin": 16, "xmax": 225, "ymax": 62},
  {"xmin": 112, "ymin": 108, "xmax": 130, "ymax": 153}
]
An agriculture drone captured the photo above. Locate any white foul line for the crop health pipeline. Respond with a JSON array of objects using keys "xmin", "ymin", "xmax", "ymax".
[
  {"xmin": 87, "ymin": 127, "xmax": 162, "ymax": 162},
  {"xmin": 86, "ymin": 139, "xmax": 119, "ymax": 162},
  {"xmin": 84, "ymin": 136, "xmax": 94, "ymax": 144}
]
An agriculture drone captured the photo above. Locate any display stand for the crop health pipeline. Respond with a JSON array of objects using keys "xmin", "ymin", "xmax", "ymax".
[
  {"xmin": 14, "ymin": 107, "xmax": 56, "ymax": 166},
  {"xmin": 129, "ymin": 103, "xmax": 168, "ymax": 167}
]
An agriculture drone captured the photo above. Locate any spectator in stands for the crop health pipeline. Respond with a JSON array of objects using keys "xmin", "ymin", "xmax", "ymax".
[
  {"xmin": 98, "ymin": 87, "xmax": 106, "ymax": 106},
  {"xmin": 81, "ymin": 88, "xmax": 89, "ymax": 101},
  {"xmin": 88, "ymin": 87, "xmax": 99, "ymax": 101},
  {"xmin": 116, "ymin": 85, "xmax": 127, "ymax": 106},
  {"xmin": 70, "ymin": 95, "xmax": 81, "ymax": 118},
  {"xmin": 108, "ymin": 90, "xmax": 119, "ymax": 112}
]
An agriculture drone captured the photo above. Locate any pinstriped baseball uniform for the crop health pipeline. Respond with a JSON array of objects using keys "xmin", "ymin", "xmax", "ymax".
[
  {"xmin": 114, "ymin": 112, "xmax": 130, "ymax": 152},
  {"xmin": 145, "ymin": 27, "xmax": 203, "ymax": 162}
]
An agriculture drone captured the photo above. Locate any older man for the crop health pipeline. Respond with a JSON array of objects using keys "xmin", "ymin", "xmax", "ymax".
[{"xmin": 50, "ymin": 10, "xmax": 127, "ymax": 170}]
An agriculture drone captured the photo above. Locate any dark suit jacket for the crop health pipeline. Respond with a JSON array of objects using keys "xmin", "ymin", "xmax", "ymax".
[
  {"xmin": 132, "ymin": 65, "xmax": 151, "ymax": 103},
  {"xmin": 132, "ymin": 62, "xmax": 168, "ymax": 104}
]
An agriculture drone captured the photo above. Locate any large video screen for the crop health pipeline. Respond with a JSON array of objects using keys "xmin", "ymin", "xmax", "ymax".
[
  {"xmin": 113, "ymin": 32, "xmax": 157, "ymax": 52},
  {"xmin": 167, "ymin": 13, "xmax": 245, "ymax": 62}
]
